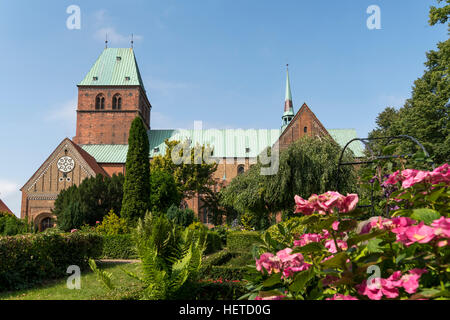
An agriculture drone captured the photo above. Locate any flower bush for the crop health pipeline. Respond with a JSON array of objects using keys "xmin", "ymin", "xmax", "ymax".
[{"xmin": 242, "ymin": 164, "xmax": 449, "ymax": 300}]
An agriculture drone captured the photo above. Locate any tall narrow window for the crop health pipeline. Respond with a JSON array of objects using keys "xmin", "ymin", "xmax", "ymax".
[
  {"xmin": 112, "ymin": 94, "xmax": 122, "ymax": 110},
  {"xmin": 304, "ymin": 126, "xmax": 307, "ymax": 133},
  {"xmin": 95, "ymin": 94, "xmax": 105, "ymax": 110}
]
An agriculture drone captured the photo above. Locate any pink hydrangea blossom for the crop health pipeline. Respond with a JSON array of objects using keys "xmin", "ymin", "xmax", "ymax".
[
  {"xmin": 294, "ymin": 232, "xmax": 326, "ymax": 247},
  {"xmin": 431, "ymin": 217, "xmax": 450, "ymax": 238},
  {"xmin": 400, "ymin": 269, "xmax": 427, "ymax": 294},
  {"xmin": 324, "ymin": 239, "xmax": 348, "ymax": 254},
  {"xmin": 357, "ymin": 277, "xmax": 399, "ymax": 300},
  {"xmin": 255, "ymin": 295, "xmax": 285, "ymax": 300},
  {"xmin": 382, "ymin": 164, "xmax": 449, "ymax": 189},
  {"xmin": 294, "ymin": 192, "xmax": 359, "ymax": 215},
  {"xmin": 255, "ymin": 253, "xmax": 281, "ymax": 274},
  {"xmin": 326, "ymin": 294, "xmax": 358, "ymax": 300}
]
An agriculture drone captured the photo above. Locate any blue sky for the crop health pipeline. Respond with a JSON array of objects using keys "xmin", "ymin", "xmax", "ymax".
[{"xmin": 0, "ymin": 0, "xmax": 447, "ymax": 216}]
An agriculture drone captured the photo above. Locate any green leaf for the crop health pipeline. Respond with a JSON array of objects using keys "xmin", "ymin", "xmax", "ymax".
[
  {"xmin": 292, "ymin": 242, "xmax": 326, "ymax": 254},
  {"xmin": 289, "ymin": 268, "xmax": 315, "ymax": 293},
  {"xmin": 262, "ymin": 272, "xmax": 282, "ymax": 287},
  {"xmin": 428, "ymin": 187, "xmax": 446, "ymax": 203},
  {"xmin": 320, "ymin": 252, "xmax": 349, "ymax": 269},
  {"xmin": 382, "ymin": 145, "xmax": 397, "ymax": 156},
  {"xmin": 277, "ymin": 223, "xmax": 286, "ymax": 237},
  {"xmin": 347, "ymin": 229, "xmax": 386, "ymax": 247},
  {"xmin": 367, "ymin": 238, "xmax": 384, "ymax": 253},
  {"xmin": 410, "ymin": 208, "xmax": 441, "ymax": 224}
]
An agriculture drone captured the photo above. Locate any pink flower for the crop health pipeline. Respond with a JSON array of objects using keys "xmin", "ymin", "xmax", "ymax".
[
  {"xmin": 294, "ymin": 195, "xmax": 315, "ymax": 215},
  {"xmin": 357, "ymin": 278, "xmax": 399, "ymax": 300},
  {"xmin": 255, "ymin": 295, "xmax": 285, "ymax": 300},
  {"xmin": 340, "ymin": 194, "xmax": 359, "ymax": 213},
  {"xmin": 332, "ymin": 221, "xmax": 340, "ymax": 231},
  {"xmin": 431, "ymin": 217, "xmax": 450, "ymax": 238},
  {"xmin": 401, "ymin": 269, "xmax": 427, "ymax": 294},
  {"xmin": 255, "ymin": 253, "xmax": 281, "ymax": 274},
  {"xmin": 294, "ymin": 233, "xmax": 322, "ymax": 247},
  {"xmin": 326, "ymin": 294, "xmax": 358, "ymax": 300},
  {"xmin": 96, "ymin": 221, "xmax": 100, "ymax": 224},
  {"xmin": 430, "ymin": 163, "xmax": 450, "ymax": 184},
  {"xmin": 70, "ymin": 229, "xmax": 78, "ymax": 233},
  {"xmin": 404, "ymin": 222, "xmax": 436, "ymax": 245},
  {"xmin": 324, "ymin": 239, "xmax": 348, "ymax": 254},
  {"xmin": 383, "ymin": 170, "xmax": 400, "ymax": 186},
  {"xmin": 282, "ymin": 264, "xmax": 311, "ymax": 278}
]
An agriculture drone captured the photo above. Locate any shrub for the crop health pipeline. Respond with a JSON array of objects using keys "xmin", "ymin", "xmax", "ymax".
[
  {"xmin": 243, "ymin": 164, "xmax": 450, "ymax": 300},
  {"xmin": 0, "ymin": 214, "xmax": 33, "ymax": 236},
  {"xmin": 121, "ymin": 117, "xmax": 151, "ymax": 223},
  {"xmin": 150, "ymin": 170, "xmax": 182, "ymax": 214},
  {"xmin": 265, "ymin": 216, "xmax": 307, "ymax": 244},
  {"xmin": 205, "ymin": 231, "xmax": 222, "ymax": 255},
  {"xmin": 0, "ymin": 232, "xmax": 103, "ymax": 291},
  {"xmin": 96, "ymin": 210, "xmax": 129, "ymax": 235},
  {"xmin": 166, "ymin": 205, "xmax": 196, "ymax": 228},
  {"xmin": 195, "ymin": 280, "xmax": 247, "ymax": 300},
  {"xmin": 101, "ymin": 234, "xmax": 136, "ymax": 259},
  {"xmin": 211, "ymin": 225, "xmax": 229, "ymax": 246},
  {"xmin": 204, "ymin": 266, "xmax": 247, "ymax": 281},
  {"xmin": 53, "ymin": 173, "xmax": 125, "ymax": 231},
  {"xmin": 227, "ymin": 231, "xmax": 262, "ymax": 253},
  {"xmin": 201, "ymin": 250, "xmax": 233, "ymax": 270}
]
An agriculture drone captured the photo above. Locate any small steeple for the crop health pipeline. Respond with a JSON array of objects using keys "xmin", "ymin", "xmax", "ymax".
[{"xmin": 282, "ymin": 64, "xmax": 295, "ymax": 131}]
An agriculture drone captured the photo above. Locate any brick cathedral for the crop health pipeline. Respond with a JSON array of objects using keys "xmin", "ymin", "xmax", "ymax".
[{"xmin": 20, "ymin": 48, "xmax": 363, "ymax": 231}]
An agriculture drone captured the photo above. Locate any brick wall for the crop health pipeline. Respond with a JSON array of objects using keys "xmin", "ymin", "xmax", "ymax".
[{"xmin": 73, "ymin": 86, "xmax": 151, "ymax": 145}]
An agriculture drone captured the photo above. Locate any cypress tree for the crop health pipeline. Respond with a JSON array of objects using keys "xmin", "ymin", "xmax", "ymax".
[{"xmin": 121, "ymin": 117, "xmax": 151, "ymax": 223}]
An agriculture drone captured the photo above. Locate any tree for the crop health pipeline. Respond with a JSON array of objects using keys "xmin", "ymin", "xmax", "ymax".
[
  {"xmin": 149, "ymin": 169, "xmax": 182, "ymax": 214},
  {"xmin": 121, "ymin": 117, "xmax": 151, "ymax": 223},
  {"xmin": 220, "ymin": 136, "xmax": 357, "ymax": 229},
  {"xmin": 150, "ymin": 139, "xmax": 218, "ymax": 199},
  {"xmin": 52, "ymin": 173, "xmax": 125, "ymax": 231},
  {"xmin": 368, "ymin": 0, "xmax": 450, "ymax": 165}
]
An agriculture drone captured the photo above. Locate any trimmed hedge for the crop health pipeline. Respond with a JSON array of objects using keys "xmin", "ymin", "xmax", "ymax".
[
  {"xmin": 206, "ymin": 266, "xmax": 246, "ymax": 280},
  {"xmin": 205, "ymin": 231, "xmax": 222, "ymax": 255},
  {"xmin": 0, "ymin": 233, "xmax": 103, "ymax": 291},
  {"xmin": 195, "ymin": 281, "xmax": 247, "ymax": 300},
  {"xmin": 226, "ymin": 231, "xmax": 262, "ymax": 253},
  {"xmin": 101, "ymin": 234, "xmax": 137, "ymax": 259}
]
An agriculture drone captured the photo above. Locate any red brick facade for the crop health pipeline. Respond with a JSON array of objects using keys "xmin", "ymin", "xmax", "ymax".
[
  {"xmin": 73, "ymin": 86, "xmax": 151, "ymax": 145},
  {"xmin": 278, "ymin": 103, "xmax": 330, "ymax": 151}
]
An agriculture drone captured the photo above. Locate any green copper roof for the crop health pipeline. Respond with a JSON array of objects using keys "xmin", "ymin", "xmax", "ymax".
[
  {"xmin": 78, "ymin": 48, "xmax": 145, "ymax": 89},
  {"xmin": 328, "ymin": 129, "xmax": 364, "ymax": 157},
  {"xmin": 81, "ymin": 128, "xmax": 364, "ymax": 163}
]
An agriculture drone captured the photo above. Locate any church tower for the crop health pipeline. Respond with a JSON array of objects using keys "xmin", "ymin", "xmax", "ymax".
[
  {"xmin": 73, "ymin": 48, "xmax": 151, "ymax": 145},
  {"xmin": 281, "ymin": 66, "xmax": 295, "ymax": 131}
]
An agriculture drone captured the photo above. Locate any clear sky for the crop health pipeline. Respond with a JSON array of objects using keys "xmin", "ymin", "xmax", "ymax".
[{"xmin": 0, "ymin": 0, "xmax": 448, "ymax": 217}]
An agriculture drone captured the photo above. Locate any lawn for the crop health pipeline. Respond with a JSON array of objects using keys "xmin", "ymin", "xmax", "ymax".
[{"xmin": 0, "ymin": 261, "xmax": 143, "ymax": 300}]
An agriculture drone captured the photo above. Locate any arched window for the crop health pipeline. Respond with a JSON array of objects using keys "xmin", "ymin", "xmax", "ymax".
[
  {"xmin": 95, "ymin": 94, "xmax": 105, "ymax": 110},
  {"xmin": 40, "ymin": 217, "xmax": 53, "ymax": 231},
  {"xmin": 237, "ymin": 165, "xmax": 245, "ymax": 175},
  {"xmin": 112, "ymin": 94, "xmax": 122, "ymax": 110},
  {"xmin": 304, "ymin": 126, "xmax": 307, "ymax": 133}
]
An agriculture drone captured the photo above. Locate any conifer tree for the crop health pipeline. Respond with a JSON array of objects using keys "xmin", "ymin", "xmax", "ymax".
[{"xmin": 121, "ymin": 117, "xmax": 151, "ymax": 223}]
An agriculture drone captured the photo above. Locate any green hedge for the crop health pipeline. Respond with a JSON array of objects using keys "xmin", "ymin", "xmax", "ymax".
[
  {"xmin": 205, "ymin": 231, "xmax": 222, "ymax": 255},
  {"xmin": 195, "ymin": 281, "xmax": 247, "ymax": 300},
  {"xmin": 226, "ymin": 231, "xmax": 262, "ymax": 253},
  {"xmin": 101, "ymin": 234, "xmax": 136, "ymax": 259},
  {"xmin": 0, "ymin": 233, "xmax": 103, "ymax": 291},
  {"xmin": 205, "ymin": 266, "xmax": 246, "ymax": 280}
]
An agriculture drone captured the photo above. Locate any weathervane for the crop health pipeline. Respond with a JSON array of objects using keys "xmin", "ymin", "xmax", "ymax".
[
  {"xmin": 131, "ymin": 33, "xmax": 134, "ymax": 49},
  {"xmin": 105, "ymin": 33, "xmax": 108, "ymax": 48}
]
